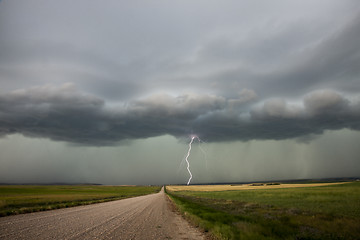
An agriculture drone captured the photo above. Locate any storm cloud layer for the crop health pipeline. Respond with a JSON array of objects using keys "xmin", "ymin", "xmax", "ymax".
[
  {"xmin": 1, "ymin": 0, "xmax": 360, "ymax": 185},
  {"xmin": 0, "ymin": 84, "xmax": 359, "ymax": 145},
  {"xmin": 0, "ymin": 0, "xmax": 360, "ymax": 146}
]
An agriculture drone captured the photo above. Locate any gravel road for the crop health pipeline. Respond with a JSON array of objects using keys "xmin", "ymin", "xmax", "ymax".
[{"xmin": 0, "ymin": 187, "xmax": 204, "ymax": 240}]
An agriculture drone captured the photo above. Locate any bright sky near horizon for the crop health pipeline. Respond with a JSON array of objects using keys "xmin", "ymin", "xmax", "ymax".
[{"xmin": 0, "ymin": 0, "xmax": 360, "ymax": 184}]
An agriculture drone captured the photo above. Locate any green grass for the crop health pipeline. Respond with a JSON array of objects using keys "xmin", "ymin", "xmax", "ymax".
[
  {"xmin": 0, "ymin": 185, "xmax": 161, "ymax": 217},
  {"xmin": 166, "ymin": 182, "xmax": 360, "ymax": 240}
]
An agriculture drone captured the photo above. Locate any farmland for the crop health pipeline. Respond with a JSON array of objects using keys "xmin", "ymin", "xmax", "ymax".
[
  {"xmin": 166, "ymin": 181, "xmax": 360, "ymax": 239},
  {"xmin": 0, "ymin": 185, "xmax": 161, "ymax": 217},
  {"xmin": 166, "ymin": 182, "xmax": 349, "ymax": 192}
]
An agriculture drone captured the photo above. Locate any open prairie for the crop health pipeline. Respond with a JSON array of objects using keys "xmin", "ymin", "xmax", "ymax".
[
  {"xmin": 166, "ymin": 181, "xmax": 360, "ymax": 240},
  {"xmin": 0, "ymin": 185, "xmax": 161, "ymax": 217},
  {"xmin": 166, "ymin": 181, "xmax": 349, "ymax": 192}
]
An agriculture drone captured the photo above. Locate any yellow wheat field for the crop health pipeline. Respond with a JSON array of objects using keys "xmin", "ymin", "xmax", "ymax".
[{"xmin": 166, "ymin": 182, "xmax": 349, "ymax": 192}]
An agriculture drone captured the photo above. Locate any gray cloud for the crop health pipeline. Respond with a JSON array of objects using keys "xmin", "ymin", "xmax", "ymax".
[
  {"xmin": 194, "ymin": 9, "xmax": 360, "ymax": 99},
  {"xmin": 0, "ymin": 85, "xmax": 359, "ymax": 145},
  {"xmin": 303, "ymin": 90, "xmax": 349, "ymax": 115},
  {"xmin": 1, "ymin": 0, "xmax": 359, "ymax": 102},
  {"xmin": 0, "ymin": 1, "xmax": 360, "ymax": 185}
]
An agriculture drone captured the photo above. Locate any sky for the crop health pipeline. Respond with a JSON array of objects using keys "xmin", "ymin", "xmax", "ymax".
[{"xmin": 0, "ymin": 0, "xmax": 360, "ymax": 185}]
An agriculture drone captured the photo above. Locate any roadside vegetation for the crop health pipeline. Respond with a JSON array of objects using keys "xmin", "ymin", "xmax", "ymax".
[
  {"xmin": 0, "ymin": 185, "xmax": 161, "ymax": 217},
  {"xmin": 166, "ymin": 182, "xmax": 360, "ymax": 240}
]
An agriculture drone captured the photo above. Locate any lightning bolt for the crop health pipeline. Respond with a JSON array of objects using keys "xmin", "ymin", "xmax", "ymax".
[{"xmin": 185, "ymin": 136, "xmax": 195, "ymax": 185}]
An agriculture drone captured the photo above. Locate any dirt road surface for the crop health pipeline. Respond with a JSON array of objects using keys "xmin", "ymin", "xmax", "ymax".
[{"xmin": 0, "ymin": 187, "xmax": 204, "ymax": 240}]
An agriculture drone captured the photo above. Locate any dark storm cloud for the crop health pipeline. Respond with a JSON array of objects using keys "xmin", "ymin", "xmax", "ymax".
[
  {"xmin": 1, "ymin": 0, "xmax": 359, "ymax": 102},
  {"xmin": 0, "ymin": 85, "xmax": 359, "ymax": 145},
  {"xmin": 0, "ymin": 0, "xmax": 360, "ymax": 145},
  {"xmin": 264, "ymin": 13, "xmax": 360, "ymax": 96},
  {"xmin": 198, "ymin": 11, "xmax": 360, "ymax": 99}
]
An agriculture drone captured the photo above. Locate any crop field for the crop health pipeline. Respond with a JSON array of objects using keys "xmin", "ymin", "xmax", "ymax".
[
  {"xmin": 0, "ymin": 185, "xmax": 161, "ymax": 217},
  {"xmin": 166, "ymin": 181, "xmax": 360, "ymax": 240},
  {"xmin": 166, "ymin": 182, "xmax": 348, "ymax": 192}
]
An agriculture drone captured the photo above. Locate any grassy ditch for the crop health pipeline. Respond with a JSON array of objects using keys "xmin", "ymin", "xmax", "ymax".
[
  {"xmin": 0, "ymin": 185, "xmax": 161, "ymax": 217},
  {"xmin": 166, "ymin": 182, "xmax": 360, "ymax": 240}
]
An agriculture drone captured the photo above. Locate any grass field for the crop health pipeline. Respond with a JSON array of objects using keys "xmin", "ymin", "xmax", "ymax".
[
  {"xmin": 0, "ymin": 185, "xmax": 161, "ymax": 217},
  {"xmin": 166, "ymin": 181, "xmax": 360, "ymax": 240},
  {"xmin": 166, "ymin": 182, "xmax": 348, "ymax": 192}
]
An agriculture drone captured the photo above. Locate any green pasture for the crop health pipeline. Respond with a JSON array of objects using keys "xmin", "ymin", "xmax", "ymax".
[
  {"xmin": 0, "ymin": 185, "xmax": 161, "ymax": 217},
  {"xmin": 167, "ymin": 181, "xmax": 360, "ymax": 240}
]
